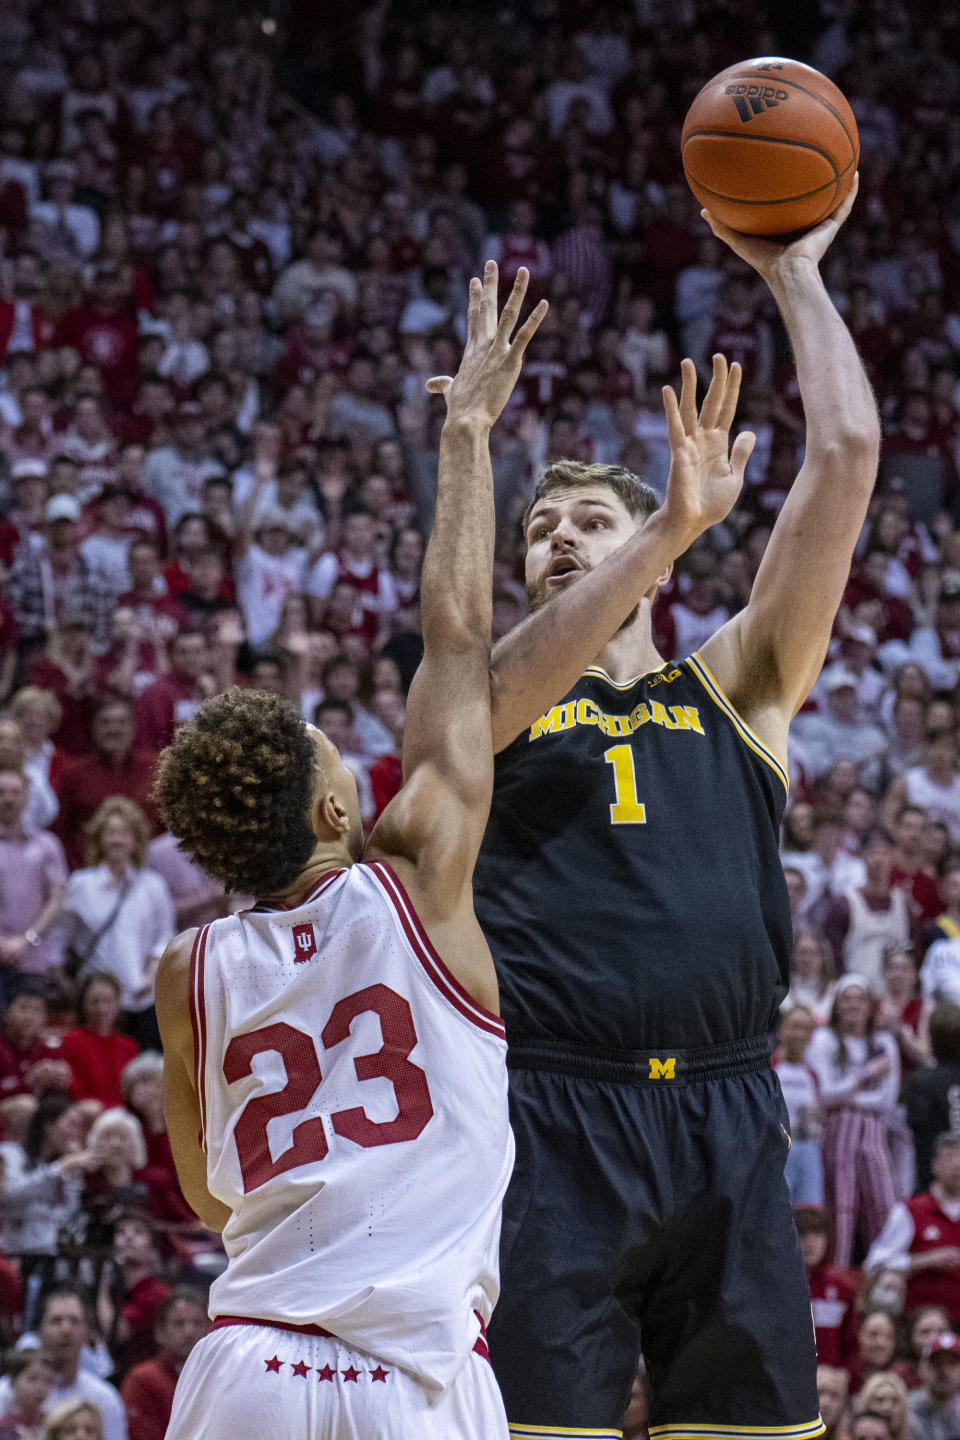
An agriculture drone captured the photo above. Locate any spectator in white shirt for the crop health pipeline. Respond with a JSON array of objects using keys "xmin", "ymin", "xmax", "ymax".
[
  {"xmin": 0, "ymin": 718, "xmax": 57, "ymax": 832},
  {"xmin": 233, "ymin": 463, "xmax": 310, "ymax": 649},
  {"xmin": 781, "ymin": 808, "xmax": 867, "ymax": 925},
  {"xmin": 29, "ymin": 160, "xmax": 99, "ymax": 262},
  {"xmin": 807, "ymin": 974, "xmax": 901, "ymax": 1267},
  {"xmin": 63, "ymin": 797, "xmax": 175, "ymax": 1052},
  {"xmin": 0, "ymin": 1286, "xmax": 128, "ymax": 1440},
  {"xmin": 774, "ymin": 1006, "xmax": 824, "ymax": 1205},
  {"xmin": 792, "ymin": 664, "xmax": 889, "ymax": 789},
  {"xmin": 782, "ymin": 928, "xmax": 837, "ymax": 1025}
]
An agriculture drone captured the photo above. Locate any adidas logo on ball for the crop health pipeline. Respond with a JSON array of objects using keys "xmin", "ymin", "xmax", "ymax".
[{"xmin": 725, "ymin": 83, "xmax": 789, "ymax": 123}]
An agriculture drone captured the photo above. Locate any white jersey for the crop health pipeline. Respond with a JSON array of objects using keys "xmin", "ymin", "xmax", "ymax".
[{"xmin": 190, "ymin": 859, "xmax": 513, "ymax": 1393}]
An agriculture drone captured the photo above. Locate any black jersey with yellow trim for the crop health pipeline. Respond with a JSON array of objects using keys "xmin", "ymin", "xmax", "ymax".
[{"xmin": 473, "ymin": 653, "xmax": 792, "ymax": 1050}]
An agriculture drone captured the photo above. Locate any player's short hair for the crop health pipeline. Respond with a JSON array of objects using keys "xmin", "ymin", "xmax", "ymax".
[
  {"xmin": 154, "ymin": 688, "xmax": 320, "ymax": 895},
  {"xmin": 522, "ymin": 461, "xmax": 660, "ymax": 535}
]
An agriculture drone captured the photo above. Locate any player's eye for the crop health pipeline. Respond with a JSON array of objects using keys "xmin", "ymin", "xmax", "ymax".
[
  {"xmin": 532, "ymin": 526, "xmax": 550, "ymax": 541},
  {"xmin": 586, "ymin": 519, "xmax": 606, "ymax": 530}
]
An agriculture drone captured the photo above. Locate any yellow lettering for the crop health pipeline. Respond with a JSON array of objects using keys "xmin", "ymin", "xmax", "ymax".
[
  {"xmin": 630, "ymin": 703, "xmax": 651, "ymax": 729},
  {"xmin": 530, "ymin": 703, "xmax": 576, "ymax": 740},
  {"xmin": 669, "ymin": 705, "xmax": 704, "ymax": 735},
  {"xmin": 649, "ymin": 1057, "xmax": 676, "ymax": 1080},
  {"xmin": 650, "ymin": 701, "xmax": 677, "ymax": 730},
  {"xmin": 576, "ymin": 698, "xmax": 599, "ymax": 726},
  {"xmin": 603, "ymin": 744, "xmax": 647, "ymax": 824},
  {"xmin": 613, "ymin": 714, "xmax": 634, "ymax": 736}
]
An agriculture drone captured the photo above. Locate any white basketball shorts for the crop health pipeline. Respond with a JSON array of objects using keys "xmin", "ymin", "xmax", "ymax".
[{"xmin": 165, "ymin": 1318, "xmax": 509, "ymax": 1440}]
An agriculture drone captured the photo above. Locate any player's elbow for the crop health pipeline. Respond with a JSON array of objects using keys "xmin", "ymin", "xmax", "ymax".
[{"xmin": 808, "ymin": 426, "xmax": 879, "ymax": 487}]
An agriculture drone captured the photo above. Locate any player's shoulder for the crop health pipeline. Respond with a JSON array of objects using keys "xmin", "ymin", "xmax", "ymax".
[{"xmin": 154, "ymin": 927, "xmax": 198, "ymax": 1047}]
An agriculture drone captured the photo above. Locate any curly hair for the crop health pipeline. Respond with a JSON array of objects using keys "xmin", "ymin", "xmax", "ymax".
[{"xmin": 154, "ymin": 688, "xmax": 320, "ymax": 895}]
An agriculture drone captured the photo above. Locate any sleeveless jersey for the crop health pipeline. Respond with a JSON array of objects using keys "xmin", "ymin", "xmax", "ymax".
[
  {"xmin": 192, "ymin": 860, "xmax": 513, "ymax": 1392},
  {"xmin": 473, "ymin": 653, "xmax": 792, "ymax": 1050}
]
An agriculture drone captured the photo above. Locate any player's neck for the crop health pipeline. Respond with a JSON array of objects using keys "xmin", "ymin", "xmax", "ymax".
[
  {"xmin": 591, "ymin": 600, "xmax": 664, "ymax": 684},
  {"xmin": 270, "ymin": 845, "xmax": 354, "ymax": 908}
]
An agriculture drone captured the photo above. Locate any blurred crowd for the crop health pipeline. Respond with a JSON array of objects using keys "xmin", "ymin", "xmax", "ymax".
[{"xmin": 0, "ymin": 0, "xmax": 960, "ymax": 1433}]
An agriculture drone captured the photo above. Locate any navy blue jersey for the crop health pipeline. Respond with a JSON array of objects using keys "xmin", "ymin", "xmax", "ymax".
[{"xmin": 473, "ymin": 653, "xmax": 792, "ymax": 1049}]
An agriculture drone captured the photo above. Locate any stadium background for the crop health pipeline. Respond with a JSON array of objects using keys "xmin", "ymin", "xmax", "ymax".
[{"xmin": 0, "ymin": 0, "xmax": 959, "ymax": 1433}]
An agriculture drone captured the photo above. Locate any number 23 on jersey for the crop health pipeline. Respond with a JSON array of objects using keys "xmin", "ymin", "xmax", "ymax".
[{"xmin": 223, "ymin": 981, "xmax": 434, "ymax": 1193}]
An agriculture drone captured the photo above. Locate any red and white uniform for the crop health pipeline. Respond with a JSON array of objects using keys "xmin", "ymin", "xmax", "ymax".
[{"xmin": 167, "ymin": 860, "xmax": 511, "ymax": 1440}]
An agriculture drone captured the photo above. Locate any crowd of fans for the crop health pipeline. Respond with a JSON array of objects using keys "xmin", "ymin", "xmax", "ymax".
[{"xmin": 0, "ymin": 0, "xmax": 959, "ymax": 1432}]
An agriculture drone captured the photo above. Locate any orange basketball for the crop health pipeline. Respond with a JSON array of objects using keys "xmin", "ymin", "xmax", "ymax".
[{"xmin": 681, "ymin": 56, "xmax": 859, "ymax": 236}]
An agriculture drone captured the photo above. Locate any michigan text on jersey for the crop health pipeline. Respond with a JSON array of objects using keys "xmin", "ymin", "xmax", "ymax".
[{"xmin": 529, "ymin": 695, "xmax": 705, "ymax": 743}]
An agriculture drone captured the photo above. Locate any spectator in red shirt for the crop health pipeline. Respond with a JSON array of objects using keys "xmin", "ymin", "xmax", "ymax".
[
  {"xmin": 25, "ymin": 620, "xmax": 100, "ymax": 759},
  {"xmin": 95, "ymin": 1210, "xmax": 171, "ymax": 1379},
  {"xmin": 0, "ymin": 978, "xmax": 71, "ymax": 1101},
  {"xmin": 121, "ymin": 1052, "xmax": 178, "ymax": 1181},
  {"xmin": 134, "ymin": 630, "xmax": 211, "ymax": 754},
  {"xmin": 60, "ymin": 972, "xmax": 138, "ymax": 1110},
  {"xmin": 120, "ymin": 1287, "xmax": 209, "ymax": 1440},
  {"xmin": 55, "ymin": 263, "xmax": 139, "ymax": 408},
  {"xmin": 53, "ymin": 698, "xmax": 157, "ymax": 870},
  {"xmin": 796, "ymin": 1206, "xmax": 859, "ymax": 1372},
  {"xmin": 115, "ymin": 540, "xmax": 183, "ymax": 676}
]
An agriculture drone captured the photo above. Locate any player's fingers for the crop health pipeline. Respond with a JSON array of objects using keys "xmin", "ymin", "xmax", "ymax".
[
  {"xmin": 831, "ymin": 171, "xmax": 859, "ymax": 228},
  {"xmin": 661, "ymin": 382, "xmax": 686, "ymax": 449},
  {"xmin": 497, "ymin": 266, "xmax": 530, "ymax": 346},
  {"xmin": 509, "ymin": 297, "xmax": 549, "ymax": 356},
  {"xmin": 716, "ymin": 361, "xmax": 743, "ymax": 434},
  {"xmin": 698, "ymin": 353, "xmax": 728, "ymax": 430},
  {"xmin": 730, "ymin": 429, "xmax": 756, "ymax": 480},
  {"xmin": 465, "ymin": 275, "xmax": 482, "ymax": 343},
  {"xmin": 480, "ymin": 259, "xmax": 498, "ymax": 341},
  {"xmin": 678, "ymin": 357, "xmax": 698, "ymax": 435},
  {"xmin": 424, "ymin": 376, "xmax": 453, "ymax": 394}
]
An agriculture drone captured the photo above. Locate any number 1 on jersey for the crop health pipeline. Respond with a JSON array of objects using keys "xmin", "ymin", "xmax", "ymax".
[{"xmin": 603, "ymin": 744, "xmax": 647, "ymax": 825}]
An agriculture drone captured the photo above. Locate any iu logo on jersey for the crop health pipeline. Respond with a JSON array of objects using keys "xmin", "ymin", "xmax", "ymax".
[{"xmin": 292, "ymin": 923, "xmax": 318, "ymax": 963}]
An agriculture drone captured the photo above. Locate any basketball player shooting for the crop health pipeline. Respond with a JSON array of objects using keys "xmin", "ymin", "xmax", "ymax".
[
  {"xmin": 473, "ymin": 180, "xmax": 880, "ymax": 1435},
  {"xmin": 151, "ymin": 263, "xmax": 547, "ymax": 1440}
]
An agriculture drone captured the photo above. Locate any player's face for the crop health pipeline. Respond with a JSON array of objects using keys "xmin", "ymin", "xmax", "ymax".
[{"xmin": 524, "ymin": 486, "xmax": 643, "ymax": 613}]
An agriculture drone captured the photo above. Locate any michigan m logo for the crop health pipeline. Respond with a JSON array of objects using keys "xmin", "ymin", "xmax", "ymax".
[{"xmin": 648, "ymin": 1057, "xmax": 676, "ymax": 1080}]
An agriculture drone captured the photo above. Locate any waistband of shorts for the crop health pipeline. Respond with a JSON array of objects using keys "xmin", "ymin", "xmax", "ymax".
[
  {"xmin": 506, "ymin": 1033, "xmax": 772, "ymax": 1084},
  {"xmin": 210, "ymin": 1311, "xmax": 490, "ymax": 1361}
]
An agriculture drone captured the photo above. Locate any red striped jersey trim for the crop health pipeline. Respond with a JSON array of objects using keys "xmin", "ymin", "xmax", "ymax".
[
  {"xmin": 189, "ymin": 924, "xmax": 210, "ymax": 1151},
  {"xmin": 210, "ymin": 1310, "xmax": 491, "ymax": 1360},
  {"xmin": 366, "ymin": 861, "xmax": 505, "ymax": 1040}
]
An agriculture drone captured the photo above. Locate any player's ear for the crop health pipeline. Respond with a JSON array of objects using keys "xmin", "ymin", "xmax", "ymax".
[
  {"xmin": 313, "ymin": 788, "xmax": 348, "ymax": 837},
  {"xmin": 319, "ymin": 790, "xmax": 351, "ymax": 836}
]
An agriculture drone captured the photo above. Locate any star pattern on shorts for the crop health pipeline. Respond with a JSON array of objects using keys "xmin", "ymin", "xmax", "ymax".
[
  {"xmin": 291, "ymin": 1359, "xmax": 311, "ymax": 1378},
  {"xmin": 341, "ymin": 1365, "xmax": 360, "ymax": 1382},
  {"xmin": 264, "ymin": 1355, "xmax": 283, "ymax": 1374},
  {"xmin": 370, "ymin": 1365, "xmax": 389, "ymax": 1382},
  {"xmin": 316, "ymin": 1364, "xmax": 336, "ymax": 1382}
]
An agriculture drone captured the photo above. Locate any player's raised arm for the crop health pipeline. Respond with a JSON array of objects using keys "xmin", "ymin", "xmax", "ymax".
[
  {"xmin": 698, "ymin": 177, "xmax": 881, "ymax": 737},
  {"xmin": 366, "ymin": 263, "xmax": 546, "ymax": 923},
  {"xmin": 487, "ymin": 354, "xmax": 754, "ymax": 752}
]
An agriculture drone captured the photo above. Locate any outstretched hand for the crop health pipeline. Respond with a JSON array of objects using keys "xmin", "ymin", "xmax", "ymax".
[
  {"xmin": 701, "ymin": 172, "xmax": 859, "ymax": 279},
  {"xmin": 661, "ymin": 355, "xmax": 755, "ymax": 544},
  {"xmin": 426, "ymin": 261, "xmax": 548, "ymax": 429}
]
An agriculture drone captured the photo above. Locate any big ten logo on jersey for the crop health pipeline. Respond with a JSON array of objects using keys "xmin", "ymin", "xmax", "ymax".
[
  {"xmin": 292, "ymin": 922, "xmax": 318, "ymax": 963},
  {"xmin": 224, "ymin": 983, "xmax": 434, "ymax": 1193}
]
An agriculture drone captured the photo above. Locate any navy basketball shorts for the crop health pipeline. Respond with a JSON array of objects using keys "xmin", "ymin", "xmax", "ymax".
[{"xmin": 488, "ymin": 1035, "xmax": 823, "ymax": 1440}]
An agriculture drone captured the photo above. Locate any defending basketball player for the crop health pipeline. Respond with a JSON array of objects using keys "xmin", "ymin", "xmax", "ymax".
[
  {"xmin": 474, "ymin": 181, "xmax": 878, "ymax": 1436},
  {"xmin": 152, "ymin": 263, "xmax": 547, "ymax": 1440}
]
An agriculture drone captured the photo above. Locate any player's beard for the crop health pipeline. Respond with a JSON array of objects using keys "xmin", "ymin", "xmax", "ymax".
[{"xmin": 525, "ymin": 561, "xmax": 640, "ymax": 631}]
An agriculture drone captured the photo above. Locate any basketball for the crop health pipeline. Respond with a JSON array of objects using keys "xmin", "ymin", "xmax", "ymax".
[{"xmin": 681, "ymin": 56, "xmax": 859, "ymax": 236}]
